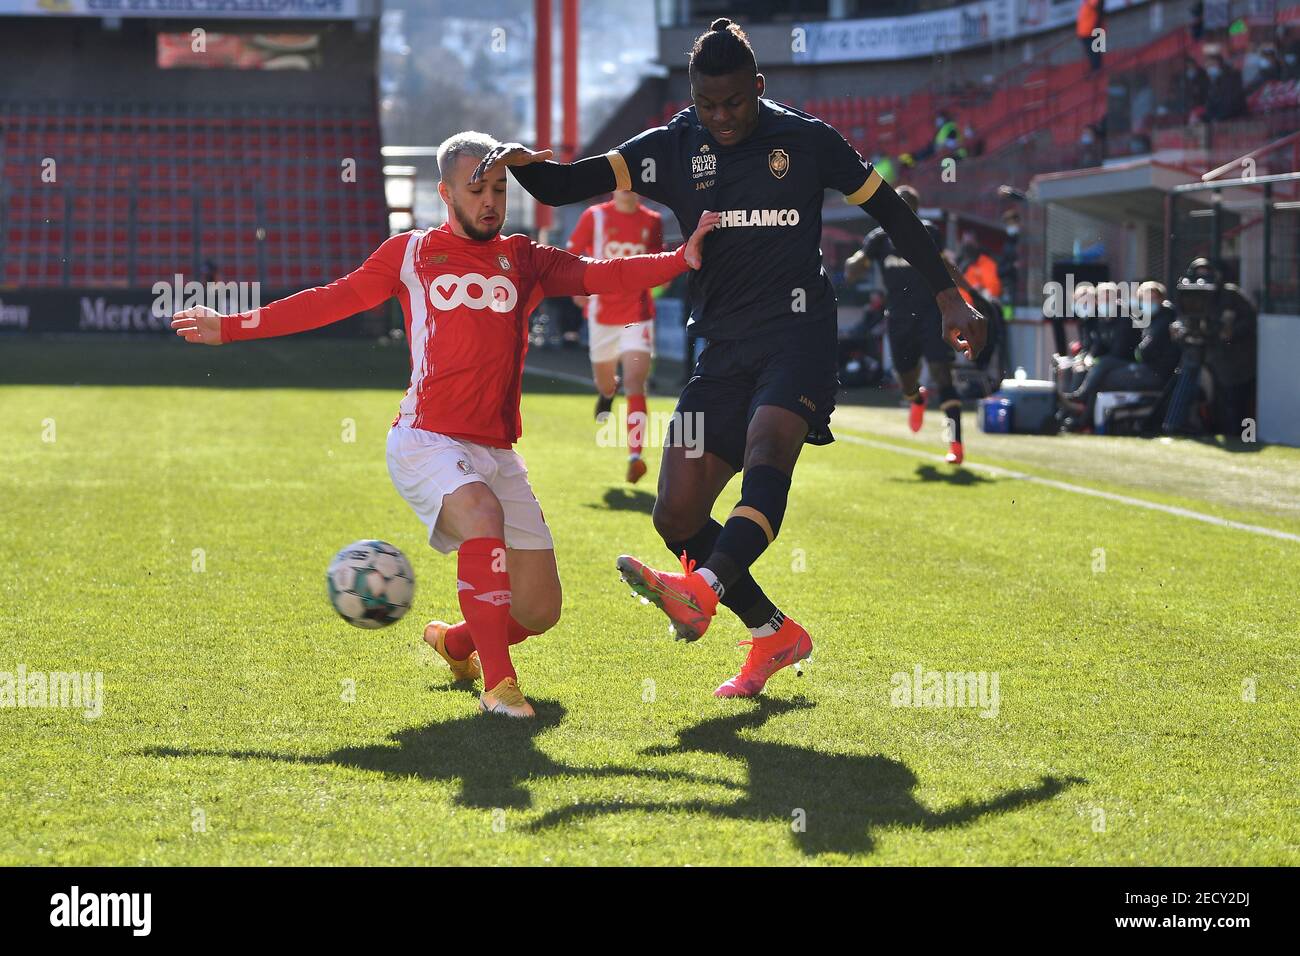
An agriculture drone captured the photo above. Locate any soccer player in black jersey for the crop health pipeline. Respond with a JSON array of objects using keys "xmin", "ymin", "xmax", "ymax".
[
  {"xmin": 472, "ymin": 18, "xmax": 986, "ymax": 698},
  {"xmin": 845, "ymin": 185, "xmax": 973, "ymax": 464}
]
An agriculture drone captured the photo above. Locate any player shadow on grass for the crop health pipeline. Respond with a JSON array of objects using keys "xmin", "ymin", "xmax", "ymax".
[
  {"xmin": 895, "ymin": 464, "xmax": 995, "ymax": 486},
  {"xmin": 586, "ymin": 487, "xmax": 657, "ymax": 514},
  {"xmin": 529, "ymin": 697, "xmax": 1084, "ymax": 857},
  {"xmin": 144, "ymin": 696, "xmax": 740, "ymax": 813}
]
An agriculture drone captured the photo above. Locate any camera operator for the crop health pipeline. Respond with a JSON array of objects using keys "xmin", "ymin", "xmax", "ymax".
[{"xmin": 1164, "ymin": 259, "xmax": 1258, "ymax": 435}]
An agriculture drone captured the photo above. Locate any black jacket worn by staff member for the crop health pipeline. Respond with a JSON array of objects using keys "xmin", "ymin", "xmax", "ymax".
[{"xmin": 509, "ymin": 97, "xmax": 957, "ymax": 471}]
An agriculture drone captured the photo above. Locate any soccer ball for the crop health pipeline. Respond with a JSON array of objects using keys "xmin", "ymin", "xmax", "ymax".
[{"xmin": 326, "ymin": 540, "xmax": 416, "ymax": 629}]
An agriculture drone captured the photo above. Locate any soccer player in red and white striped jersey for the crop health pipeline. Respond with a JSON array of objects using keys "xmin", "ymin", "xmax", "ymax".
[
  {"xmin": 172, "ymin": 131, "xmax": 718, "ymax": 718},
  {"xmin": 567, "ymin": 192, "xmax": 664, "ymax": 484}
]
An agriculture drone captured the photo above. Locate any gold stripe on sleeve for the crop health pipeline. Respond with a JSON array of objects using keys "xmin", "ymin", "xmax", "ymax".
[
  {"xmin": 606, "ymin": 150, "xmax": 632, "ymax": 192},
  {"xmin": 844, "ymin": 168, "xmax": 884, "ymax": 206}
]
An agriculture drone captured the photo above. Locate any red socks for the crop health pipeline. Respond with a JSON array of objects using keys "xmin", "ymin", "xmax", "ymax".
[
  {"xmin": 445, "ymin": 537, "xmax": 540, "ymax": 684},
  {"xmin": 626, "ymin": 393, "xmax": 647, "ymax": 457},
  {"xmin": 443, "ymin": 617, "xmax": 538, "ymax": 660},
  {"xmin": 455, "ymin": 537, "xmax": 514, "ymax": 689}
]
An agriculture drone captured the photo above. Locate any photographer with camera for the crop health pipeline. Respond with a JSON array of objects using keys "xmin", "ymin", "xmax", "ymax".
[{"xmin": 1163, "ymin": 259, "xmax": 1258, "ymax": 435}]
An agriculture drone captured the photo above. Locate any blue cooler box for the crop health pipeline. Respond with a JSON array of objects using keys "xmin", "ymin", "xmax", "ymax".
[{"xmin": 979, "ymin": 397, "xmax": 1013, "ymax": 433}]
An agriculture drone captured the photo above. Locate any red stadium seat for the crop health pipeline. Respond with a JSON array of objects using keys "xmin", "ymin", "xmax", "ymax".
[{"xmin": 0, "ymin": 101, "xmax": 388, "ymax": 288}]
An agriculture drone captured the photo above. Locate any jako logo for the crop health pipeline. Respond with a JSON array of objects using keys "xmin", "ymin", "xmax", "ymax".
[
  {"xmin": 715, "ymin": 209, "xmax": 800, "ymax": 228},
  {"xmin": 429, "ymin": 273, "xmax": 517, "ymax": 313},
  {"xmin": 50, "ymin": 886, "xmax": 151, "ymax": 936},
  {"xmin": 602, "ymin": 241, "xmax": 646, "ymax": 258}
]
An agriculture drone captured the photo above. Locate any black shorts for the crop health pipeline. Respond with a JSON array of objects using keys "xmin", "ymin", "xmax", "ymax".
[
  {"xmin": 667, "ymin": 318, "xmax": 839, "ymax": 472},
  {"xmin": 886, "ymin": 302, "xmax": 954, "ymax": 372}
]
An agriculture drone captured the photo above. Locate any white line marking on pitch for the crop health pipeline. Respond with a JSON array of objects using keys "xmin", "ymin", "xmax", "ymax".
[
  {"xmin": 837, "ymin": 432, "xmax": 1300, "ymax": 544},
  {"xmin": 520, "ymin": 363, "xmax": 1299, "ymax": 545}
]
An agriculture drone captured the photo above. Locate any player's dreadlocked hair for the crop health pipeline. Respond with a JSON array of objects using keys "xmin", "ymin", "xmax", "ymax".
[{"xmin": 688, "ymin": 18, "xmax": 757, "ymax": 76}]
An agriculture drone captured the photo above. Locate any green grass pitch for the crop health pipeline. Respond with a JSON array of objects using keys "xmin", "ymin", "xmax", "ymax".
[{"xmin": 1, "ymin": 337, "xmax": 1296, "ymax": 865}]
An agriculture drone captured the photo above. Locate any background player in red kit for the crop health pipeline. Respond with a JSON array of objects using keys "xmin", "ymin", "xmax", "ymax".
[
  {"xmin": 171, "ymin": 131, "xmax": 718, "ymax": 718},
  {"xmin": 566, "ymin": 190, "xmax": 663, "ymax": 484}
]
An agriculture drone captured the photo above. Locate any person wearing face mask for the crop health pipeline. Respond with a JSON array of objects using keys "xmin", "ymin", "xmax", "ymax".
[
  {"xmin": 1079, "ymin": 122, "xmax": 1105, "ymax": 166},
  {"xmin": 1245, "ymin": 47, "xmax": 1283, "ymax": 98},
  {"xmin": 1134, "ymin": 281, "xmax": 1180, "ymax": 384},
  {"xmin": 1181, "ymin": 58, "xmax": 1209, "ymax": 116},
  {"xmin": 904, "ymin": 110, "xmax": 966, "ymax": 167},
  {"xmin": 1063, "ymin": 282, "xmax": 1146, "ymax": 427},
  {"xmin": 1282, "ymin": 30, "xmax": 1300, "ymax": 80},
  {"xmin": 1204, "ymin": 54, "xmax": 1246, "ymax": 121}
]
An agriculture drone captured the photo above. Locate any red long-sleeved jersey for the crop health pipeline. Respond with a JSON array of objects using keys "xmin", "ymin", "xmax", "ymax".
[
  {"xmin": 220, "ymin": 223, "xmax": 689, "ymax": 447},
  {"xmin": 567, "ymin": 200, "xmax": 663, "ymax": 326}
]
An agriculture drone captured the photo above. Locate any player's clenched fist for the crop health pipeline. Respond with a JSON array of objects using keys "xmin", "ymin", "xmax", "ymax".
[
  {"xmin": 683, "ymin": 210, "xmax": 720, "ymax": 270},
  {"xmin": 171, "ymin": 305, "xmax": 225, "ymax": 346},
  {"xmin": 470, "ymin": 143, "xmax": 555, "ymax": 184}
]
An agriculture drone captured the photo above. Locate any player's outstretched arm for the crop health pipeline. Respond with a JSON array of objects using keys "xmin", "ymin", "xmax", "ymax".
[
  {"xmin": 860, "ymin": 182, "xmax": 987, "ymax": 359},
  {"xmin": 471, "ymin": 143, "xmax": 619, "ymax": 207},
  {"xmin": 532, "ymin": 211, "xmax": 719, "ymax": 298},
  {"xmin": 170, "ymin": 236, "xmax": 405, "ymax": 346},
  {"xmin": 583, "ymin": 210, "xmax": 718, "ymax": 293}
]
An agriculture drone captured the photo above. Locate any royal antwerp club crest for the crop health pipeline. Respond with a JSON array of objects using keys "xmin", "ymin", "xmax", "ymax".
[
  {"xmin": 768, "ymin": 148, "xmax": 790, "ymax": 179},
  {"xmin": 497, "ymin": 254, "xmax": 511, "ymax": 271}
]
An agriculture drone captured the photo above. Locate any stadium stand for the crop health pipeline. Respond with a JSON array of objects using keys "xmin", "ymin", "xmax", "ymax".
[
  {"xmin": 0, "ymin": 13, "xmax": 387, "ymax": 295},
  {"xmin": 0, "ymin": 101, "xmax": 385, "ymax": 290}
]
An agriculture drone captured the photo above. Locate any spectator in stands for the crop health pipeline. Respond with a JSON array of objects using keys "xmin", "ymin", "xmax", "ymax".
[
  {"xmin": 1181, "ymin": 58, "xmax": 1210, "ymax": 116},
  {"xmin": 1189, "ymin": 2, "xmax": 1204, "ymax": 43},
  {"xmin": 1282, "ymin": 28, "xmax": 1300, "ymax": 79},
  {"xmin": 905, "ymin": 110, "xmax": 965, "ymax": 166},
  {"xmin": 1077, "ymin": 0, "xmax": 1105, "ymax": 73},
  {"xmin": 1079, "ymin": 122, "xmax": 1105, "ymax": 166},
  {"xmin": 997, "ymin": 210, "xmax": 1021, "ymax": 309},
  {"xmin": 1126, "ymin": 130, "xmax": 1154, "ymax": 154},
  {"xmin": 872, "ymin": 153, "xmax": 901, "ymax": 186},
  {"xmin": 1245, "ymin": 46, "xmax": 1284, "ymax": 98},
  {"xmin": 1204, "ymin": 53, "xmax": 1246, "ymax": 121},
  {"xmin": 958, "ymin": 233, "xmax": 1001, "ymax": 305}
]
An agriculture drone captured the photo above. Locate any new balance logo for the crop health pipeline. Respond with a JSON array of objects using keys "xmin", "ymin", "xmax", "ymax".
[{"xmin": 473, "ymin": 589, "xmax": 512, "ymax": 606}]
